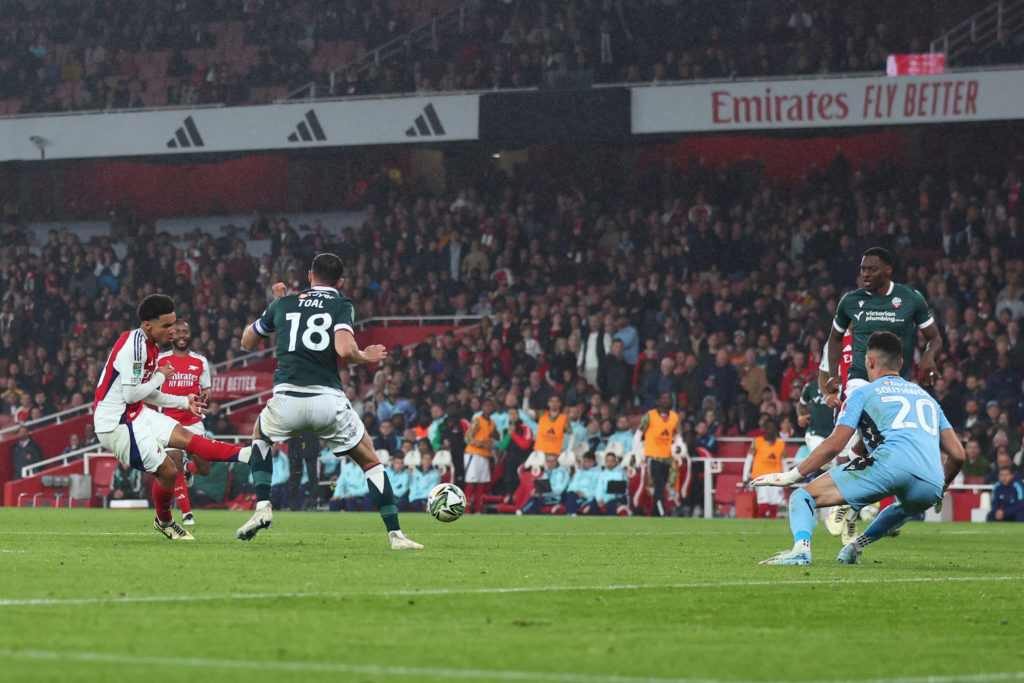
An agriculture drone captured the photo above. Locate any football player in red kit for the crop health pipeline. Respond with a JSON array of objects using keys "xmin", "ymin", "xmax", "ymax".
[
  {"xmin": 94, "ymin": 295, "xmax": 255, "ymax": 540},
  {"xmin": 158, "ymin": 320, "xmax": 213, "ymax": 526}
]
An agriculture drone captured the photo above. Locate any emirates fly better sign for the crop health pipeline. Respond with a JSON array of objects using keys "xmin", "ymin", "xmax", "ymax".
[{"xmin": 631, "ymin": 69, "xmax": 1024, "ymax": 134}]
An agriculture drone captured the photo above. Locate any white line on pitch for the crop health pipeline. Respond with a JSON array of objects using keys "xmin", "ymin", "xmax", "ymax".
[
  {"xmin": 0, "ymin": 575, "xmax": 1020, "ymax": 608},
  {"xmin": 0, "ymin": 648, "xmax": 1020, "ymax": 683}
]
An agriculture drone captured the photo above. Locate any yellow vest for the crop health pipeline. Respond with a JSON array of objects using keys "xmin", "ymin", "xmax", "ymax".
[
  {"xmin": 535, "ymin": 412, "xmax": 567, "ymax": 454},
  {"xmin": 644, "ymin": 410, "xmax": 678, "ymax": 459},
  {"xmin": 751, "ymin": 436, "xmax": 786, "ymax": 479},
  {"xmin": 465, "ymin": 415, "xmax": 496, "ymax": 457}
]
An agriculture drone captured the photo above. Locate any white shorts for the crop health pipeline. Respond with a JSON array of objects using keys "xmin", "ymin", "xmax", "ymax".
[
  {"xmin": 840, "ymin": 378, "xmax": 869, "ymax": 459},
  {"xmin": 180, "ymin": 420, "xmax": 207, "ymax": 436},
  {"xmin": 804, "ymin": 434, "xmax": 825, "ymax": 452},
  {"xmin": 756, "ymin": 485, "xmax": 785, "ymax": 506},
  {"xmin": 97, "ymin": 407, "xmax": 179, "ymax": 474},
  {"xmin": 463, "ymin": 452, "xmax": 491, "ymax": 484},
  {"xmin": 256, "ymin": 387, "xmax": 364, "ymax": 454}
]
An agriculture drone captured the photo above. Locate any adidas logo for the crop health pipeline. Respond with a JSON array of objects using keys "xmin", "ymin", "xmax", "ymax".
[
  {"xmin": 288, "ymin": 109, "xmax": 326, "ymax": 142},
  {"xmin": 660, "ymin": 429, "xmax": 670, "ymax": 437},
  {"xmin": 405, "ymin": 103, "xmax": 446, "ymax": 137},
  {"xmin": 545, "ymin": 428, "xmax": 555, "ymax": 435},
  {"xmin": 166, "ymin": 116, "xmax": 204, "ymax": 148}
]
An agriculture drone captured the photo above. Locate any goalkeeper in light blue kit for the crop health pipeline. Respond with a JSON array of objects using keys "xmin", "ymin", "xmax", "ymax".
[{"xmin": 754, "ymin": 331, "xmax": 965, "ymax": 565}]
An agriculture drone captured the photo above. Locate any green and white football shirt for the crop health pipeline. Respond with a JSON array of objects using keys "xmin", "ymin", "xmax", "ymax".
[
  {"xmin": 832, "ymin": 281, "xmax": 934, "ymax": 382},
  {"xmin": 253, "ymin": 285, "xmax": 354, "ymax": 390}
]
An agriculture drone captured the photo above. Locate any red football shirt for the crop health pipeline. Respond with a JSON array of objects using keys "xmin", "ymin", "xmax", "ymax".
[{"xmin": 156, "ymin": 351, "xmax": 212, "ymax": 426}]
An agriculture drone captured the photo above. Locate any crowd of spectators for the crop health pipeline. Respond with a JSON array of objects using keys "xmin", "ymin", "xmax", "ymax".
[
  {"xmin": 1, "ymin": 0, "xmax": 1020, "ymax": 115},
  {"xmin": 3, "ymin": 144, "xmax": 1024, "ymax": 500}
]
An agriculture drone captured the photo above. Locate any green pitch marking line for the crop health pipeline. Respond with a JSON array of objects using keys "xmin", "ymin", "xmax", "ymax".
[{"xmin": 1, "ymin": 575, "xmax": 1020, "ymax": 608}]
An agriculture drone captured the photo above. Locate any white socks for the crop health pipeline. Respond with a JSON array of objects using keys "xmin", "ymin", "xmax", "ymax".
[
  {"xmin": 364, "ymin": 463, "xmax": 386, "ymax": 494},
  {"xmin": 794, "ymin": 539, "xmax": 811, "ymax": 552}
]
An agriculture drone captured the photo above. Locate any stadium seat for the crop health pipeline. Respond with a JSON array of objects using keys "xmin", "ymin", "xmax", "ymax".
[
  {"xmin": 403, "ymin": 449, "xmax": 421, "ymax": 468},
  {"xmin": 557, "ymin": 450, "xmax": 576, "ymax": 473},
  {"xmin": 495, "ymin": 466, "xmax": 537, "ymax": 513},
  {"xmin": 523, "ymin": 450, "xmax": 546, "ymax": 474},
  {"xmin": 432, "ymin": 449, "xmax": 452, "ymax": 473},
  {"xmin": 90, "ymin": 457, "xmax": 119, "ymax": 507},
  {"xmin": 713, "ymin": 473, "xmax": 744, "ymax": 518}
]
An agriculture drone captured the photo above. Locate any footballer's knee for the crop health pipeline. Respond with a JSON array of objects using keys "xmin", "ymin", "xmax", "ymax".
[
  {"xmin": 165, "ymin": 449, "xmax": 185, "ymax": 471},
  {"xmin": 155, "ymin": 458, "xmax": 178, "ymax": 488}
]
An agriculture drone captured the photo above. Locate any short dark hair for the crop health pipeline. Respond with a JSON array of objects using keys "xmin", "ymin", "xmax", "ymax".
[
  {"xmin": 867, "ymin": 330, "xmax": 902, "ymax": 369},
  {"xmin": 137, "ymin": 294, "xmax": 175, "ymax": 322},
  {"xmin": 311, "ymin": 253, "xmax": 344, "ymax": 284},
  {"xmin": 862, "ymin": 246, "xmax": 893, "ymax": 266}
]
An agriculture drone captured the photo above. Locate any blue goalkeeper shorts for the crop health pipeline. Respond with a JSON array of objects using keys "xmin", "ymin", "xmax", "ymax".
[{"xmin": 828, "ymin": 451, "xmax": 943, "ymax": 516}]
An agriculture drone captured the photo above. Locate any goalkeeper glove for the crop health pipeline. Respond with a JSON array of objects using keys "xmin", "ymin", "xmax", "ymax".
[{"xmin": 751, "ymin": 467, "xmax": 803, "ymax": 487}]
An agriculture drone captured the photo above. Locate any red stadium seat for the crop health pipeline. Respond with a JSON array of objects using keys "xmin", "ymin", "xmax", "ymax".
[
  {"xmin": 90, "ymin": 457, "xmax": 120, "ymax": 507},
  {"xmin": 713, "ymin": 473, "xmax": 744, "ymax": 517}
]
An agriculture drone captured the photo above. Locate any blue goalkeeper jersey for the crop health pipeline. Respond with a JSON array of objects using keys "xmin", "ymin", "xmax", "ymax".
[{"xmin": 837, "ymin": 375, "xmax": 951, "ymax": 485}]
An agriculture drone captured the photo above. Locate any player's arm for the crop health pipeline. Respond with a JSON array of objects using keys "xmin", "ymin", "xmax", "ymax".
[
  {"xmin": 631, "ymin": 414, "xmax": 648, "ymax": 458},
  {"xmin": 796, "ymin": 388, "xmax": 811, "ymax": 425},
  {"xmin": 939, "ymin": 428, "xmax": 965, "ymax": 488},
  {"xmin": 824, "ymin": 326, "xmax": 844, "ymax": 396},
  {"xmin": 918, "ymin": 323, "xmax": 942, "ymax": 386},
  {"xmin": 799, "ymin": 425, "xmax": 855, "ymax": 475},
  {"xmin": 199, "ymin": 358, "xmax": 212, "ymax": 404},
  {"xmin": 115, "ymin": 333, "xmax": 187, "ymax": 409},
  {"xmin": 335, "ymin": 329, "xmax": 387, "ymax": 365},
  {"xmin": 741, "ymin": 442, "xmax": 754, "ymax": 484}
]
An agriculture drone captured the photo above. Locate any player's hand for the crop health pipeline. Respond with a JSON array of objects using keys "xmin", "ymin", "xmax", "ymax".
[
  {"xmin": 797, "ymin": 413, "xmax": 810, "ymax": 427},
  {"xmin": 187, "ymin": 393, "xmax": 207, "ymax": 417},
  {"xmin": 918, "ymin": 361, "xmax": 938, "ymax": 387},
  {"xmin": 271, "ymin": 282, "xmax": 290, "ymax": 299},
  {"xmin": 363, "ymin": 344, "xmax": 388, "ymax": 363},
  {"xmin": 823, "ymin": 374, "xmax": 841, "ymax": 396},
  {"xmin": 751, "ymin": 467, "xmax": 803, "ymax": 487},
  {"xmin": 155, "ymin": 365, "xmax": 175, "ymax": 381},
  {"xmin": 824, "ymin": 392, "xmax": 842, "ymax": 409}
]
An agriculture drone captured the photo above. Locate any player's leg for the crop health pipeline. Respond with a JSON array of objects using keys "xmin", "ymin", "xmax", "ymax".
[
  {"xmin": 649, "ymin": 458, "xmax": 669, "ymax": 517},
  {"xmin": 343, "ymin": 431, "xmax": 422, "ymax": 549},
  {"xmin": 839, "ymin": 472, "xmax": 942, "ymax": 564},
  {"xmin": 168, "ymin": 422, "xmax": 208, "ymax": 525},
  {"xmin": 236, "ymin": 403, "xmax": 283, "ymax": 540},
  {"xmin": 760, "ymin": 473, "xmax": 846, "ymax": 565},
  {"xmin": 105, "ymin": 414, "xmax": 194, "ymax": 540}
]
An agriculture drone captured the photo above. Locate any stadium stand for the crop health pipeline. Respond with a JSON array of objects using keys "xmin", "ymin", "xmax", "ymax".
[
  {"xmin": 2, "ymin": 141, "xmax": 1023, "ymax": 514},
  {"xmin": 0, "ymin": 0, "xmax": 1018, "ymax": 115}
]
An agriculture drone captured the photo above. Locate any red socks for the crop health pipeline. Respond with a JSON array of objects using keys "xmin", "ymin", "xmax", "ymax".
[
  {"xmin": 186, "ymin": 434, "xmax": 241, "ymax": 462},
  {"xmin": 465, "ymin": 484, "xmax": 484, "ymax": 514},
  {"xmin": 185, "ymin": 460, "xmax": 198, "ymax": 474},
  {"xmin": 174, "ymin": 471, "xmax": 192, "ymax": 514},
  {"xmin": 153, "ymin": 480, "xmax": 174, "ymax": 522}
]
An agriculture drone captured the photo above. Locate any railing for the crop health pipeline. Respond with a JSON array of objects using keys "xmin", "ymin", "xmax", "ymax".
[
  {"xmin": 0, "ymin": 346, "xmax": 275, "ymax": 438},
  {"xmin": 285, "ymin": 0, "xmax": 480, "ymax": 100},
  {"xmin": 21, "ymin": 443, "xmax": 106, "ymax": 479},
  {"xmin": 930, "ymin": 0, "xmax": 1024, "ymax": 64},
  {"xmin": 352, "ymin": 314, "xmax": 482, "ymax": 331}
]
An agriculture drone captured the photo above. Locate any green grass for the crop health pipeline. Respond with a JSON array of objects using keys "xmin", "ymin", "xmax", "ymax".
[{"xmin": 0, "ymin": 509, "xmax": 1022, "ymax": 683}]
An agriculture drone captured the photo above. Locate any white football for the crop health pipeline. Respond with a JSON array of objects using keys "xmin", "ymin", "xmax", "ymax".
[{"xmin": 427, "ymin": 483, "xmax": 466, "ymax": 523}]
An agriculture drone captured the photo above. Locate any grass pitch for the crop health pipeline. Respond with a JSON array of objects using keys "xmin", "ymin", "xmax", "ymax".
[{"xmin": 0, "ymin": 508, "xmax": 1022, "ymax": 683}]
